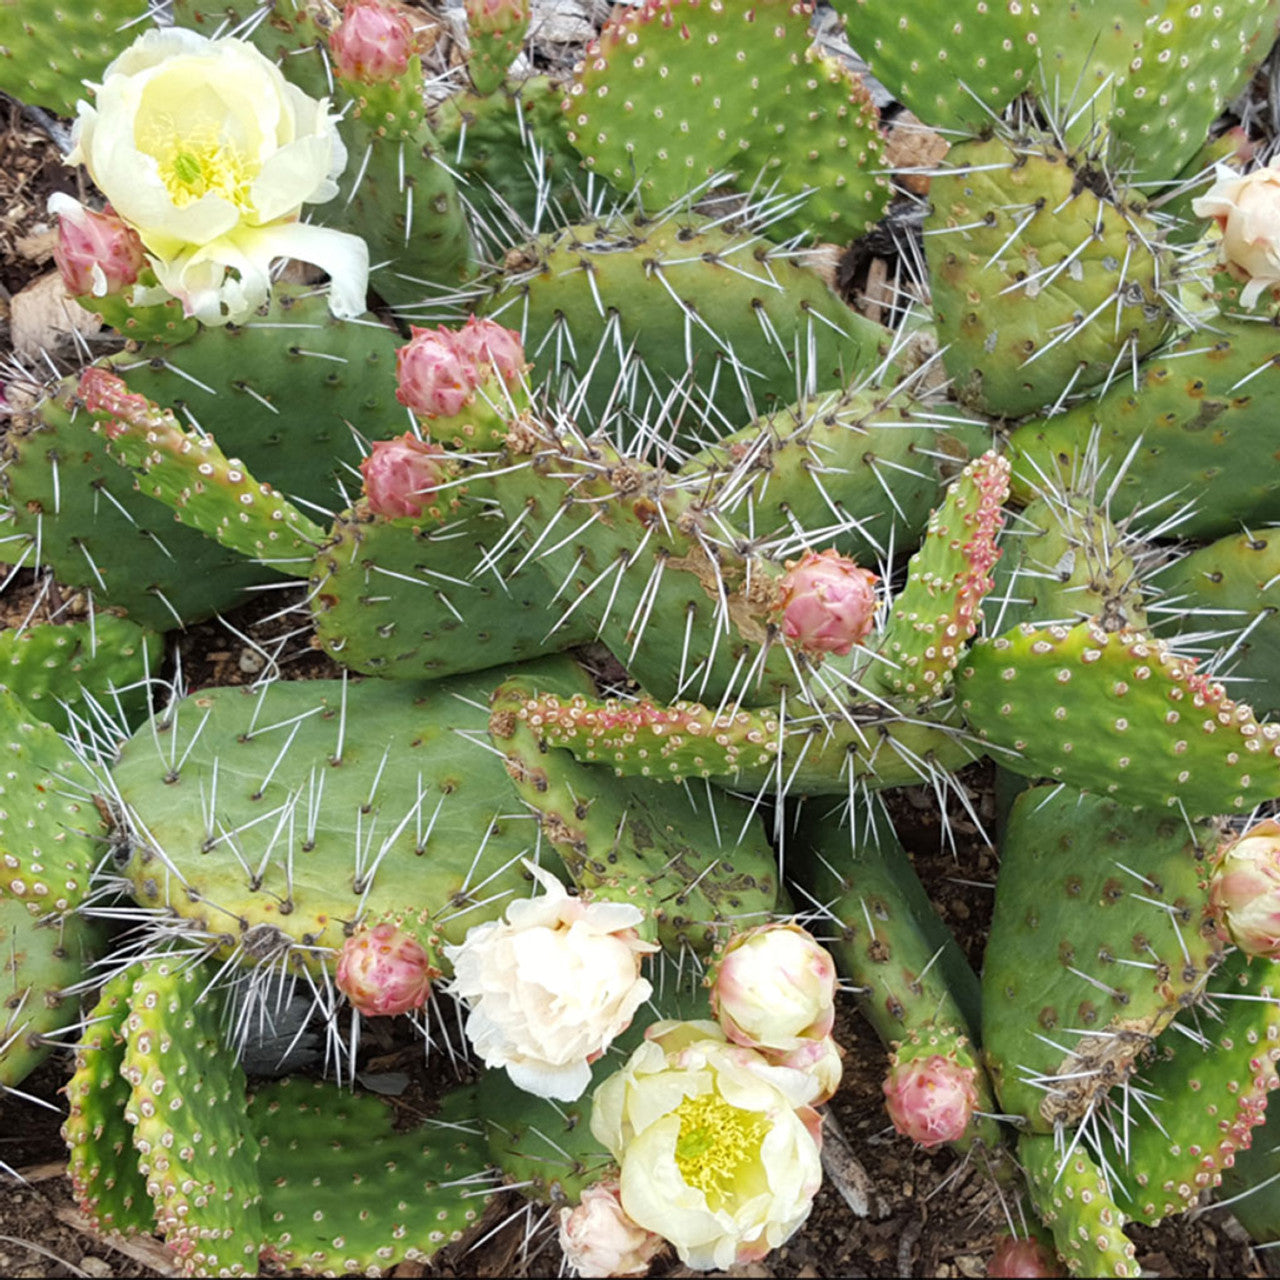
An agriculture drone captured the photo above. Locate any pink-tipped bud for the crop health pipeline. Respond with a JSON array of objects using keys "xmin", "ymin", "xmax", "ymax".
[
  {"xmin": 330, "ymin": 0, "xmax": 414, "ymax": 82},
  {"xmin": 988, "ymin": 1235, "xmax": 1064, "ymax": 1278},
  {"xmin": 451, "ymin": 315, "xmax": 526, "ymax": 384},
  {"xmin": 395, "ymin": 326, "xmax": 478, "ymax": 419},
  {"xmin": 1210, "ymin": 819, "xmax": 1280, "ymax": 958},
  {"xmin": 336, "ymin": 921, "xmax": 437, "ymax": 1017},
  {"xmin": 777, "ymin": 550, "xmax": 878, "ymax": 656},
  {"xmin": 882, "ymin": 1053, "xmax": 977, "ymax": 1148},
  {"xmin": 772, "ymin": 1035, "xmax": 845, "ymax": 1105},
  {"xmin": 50, "ymin": 196, "xmax": 146, "ymax": 298},
  {"xmin": 360, "ymin": 433, "xmax": 450, "ymax": 518},
  {"xmin": 557, "ymin": 1179, "xmax": 666, "ymax": 1279},
  {"xmin": 710, "ymin": 922, "xmax": 837, "ymax": 1053},
  {"xmin": 465, "ymin": 0, "xmax": 529, "ymax": 36}
]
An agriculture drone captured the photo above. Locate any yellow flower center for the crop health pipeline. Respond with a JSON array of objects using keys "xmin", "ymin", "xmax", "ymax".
[
  {"xmin": 157, "ymin": 134, "xmax": 255, "ymax": 210},
  {"xmin": 673, "ymin": 1091, "xmax": 768, "ymax": 1207}
]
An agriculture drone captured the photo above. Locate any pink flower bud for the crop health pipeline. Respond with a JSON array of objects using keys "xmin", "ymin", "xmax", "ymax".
[
  {"xmin": 772, "ymin": 1035, "xmax": 844, "ymax": 1105},
  {"xmin": 777, "ymin": 549, "xmax": 878, "ymax": 656},
  {"xmin": 335, "ymin": 921, "xmax": 437, "ymax": 1017},
  {"xmin": 988, "ymin": 1235, "xmax": 1064, "ymax": 1278},
  {"xmin": 710, "ymin": 922, "xmax": 837, "ymax": 1052},
  {"xmin": 451, "ymin": 315, "xmax": 526, "ymax": 384},
  {"xmin": 395, "ymin": 326, "xmax": 478, "ymax": 419},
  {"xmin": 360, "ymin": 433, "xmax": 450, "ymax": 518},
  {"xmin": 50, "ymin": 196, "xmax": 147, "ymax": 298},
  {"xmin": 557, "ymin": 1179, "xmax": 666, "ymax": 1278},
  {"xmin": 882, "ymin": 1053, "xmax": 977, "ymax": 1148},
  {"xmin": 1210, "ymin": 819, "xmax": 1280, "ymax": 957},
  {"xmin": 330, "ymin": 0, "xmax": 414, "ymax": 82},
  {"xmin": 465, "ymin": 0, "xmax": 529, "ymax": 36}
]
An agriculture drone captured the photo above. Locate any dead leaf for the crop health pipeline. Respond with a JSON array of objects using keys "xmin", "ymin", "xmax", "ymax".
[{"xmin": 10, "ymin": 270, "xmax": 101, "ymax": 358}]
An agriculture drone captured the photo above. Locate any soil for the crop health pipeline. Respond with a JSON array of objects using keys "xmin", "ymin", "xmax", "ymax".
[{"xmin": 0, "ymin": 11, "xmax": 1277, "ymax": 1280}]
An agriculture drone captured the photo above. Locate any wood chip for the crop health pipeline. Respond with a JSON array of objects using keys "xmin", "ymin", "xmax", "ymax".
[
  {"xmin": 884, "ymin": 110, "xmax": 950, "ymax": 196},
  {"xmin": 50, "ymin": 1207, "xmax": 180, "ymax": 1277},
  {"xmin": 819, "ymin": 1107, "xmax": 890, "ymax": 1220}
]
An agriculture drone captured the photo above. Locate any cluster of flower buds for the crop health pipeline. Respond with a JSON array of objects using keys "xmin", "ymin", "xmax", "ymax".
[
  {"xmin": 395, "ymin": 317, "xmax": 527, "ymax": 421},
  {"xmin": 707, "ymin": 920, "xmax": 844, "ymax": 1103}
]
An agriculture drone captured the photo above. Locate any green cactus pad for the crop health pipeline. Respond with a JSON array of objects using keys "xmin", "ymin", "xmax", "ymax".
[
  {"xmin": 249, "ymin": 1077, "xmax": 493, "ymax": 1271},
  {"xmin": 839, "ymin": 0, "xmax": 1038, "ymax": 133},
  {"xmin": 0, "ymin": 686, "xmax": 106, "ymax": 918},
  {"xmin": 483, "ymin": 212, "xmax": 889, "ymax": 440},
  {"xmin": 171, "ymin": 0, "xmax": 336, "ymax": 101},
  {"xmin": 107, "ymin": 287, "xmax": 405, "ymax": 513},
  {"xmin": 1037, "ymin": 0, "xmax": 1280, "ymax": 185},
  {"xmin": 867, "ymin": 451, "xmax": 1009, "ymax": 703},
  {"xmin": 309, "ymin": 505, "xmax": 592, "ymax": 679},
  {"xmin": 925, "ymin": 133, "xmax": 1172, "ymax": 420},
  {"xmin": 489, "ymin": 417, "xmax": 813, "ymax": 707},
  {"xmin": 981, "ymin": 785, "xmax": 1220, "ymax": 1131},
  {"xmin": 1019, "ymin": 1132, "xmax": 1139, "ymax": 1278},
  {"xmin": 434, "ymin": 78, "xmax": 593, "ymax": 233},
  {"xmin": 1148, "ymin": 528, "xmax": 1280, "ymax": 717},
  {"xmin": 120, "ymin": 959, "xmax": 264, "ymax": 1274},
  {"xmin": 63, "ymin": 969, "xmax": 154, "ymax": 1236},
  {"xmin": 1, "ymin": 902, "xmax": 104, "ymax": 1093},
  {"xmin": 988, "ymin": 490, "xmax": 1146, "ymax": 636},
  {"xmin": 678, "ymin": 380, "xmax": 986, "ymax": 564},
  {"xmin": 113, "ymin": 662, "xmax": 594, "ymax": 974},
  {"xmin": 957, "ymin": 621, "xmax": 1280, "ymax": 815},
  {"xmin": 1098, "ymin": 950, "xmax": 1280, "ymax": 1226},
  {"xmin": 489, "ymin": 673, "xmax": 781, "ymax": 952},
  {"xmin": 1005, "ymin": 318, "xmax": 1280, "ymax": 542},
  {"xmin": 0, "ymin": 0, "xmax": 149, "ymax": 115},
  {"xmin": 326, "ymin": 62, "xmax": 474, "ymax": 309},
  {"xmin": 0, "ymin": 614, "xmax": 161, "ymax": 739},
  {"xmin": 1, "ymin": 382, "xmax": 279, "ymax": 629},
  {"xmin": 565, "ymin": 0, "xmax": 890, "ymax": 245},
  {"xmin": 793, "ymin": 797, "xmax": 983, "ymax": 1041}
]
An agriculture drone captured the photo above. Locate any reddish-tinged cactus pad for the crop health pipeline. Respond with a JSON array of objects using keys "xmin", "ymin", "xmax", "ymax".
[
  {"xmin": 869, "ymin": 450, "xmax": 1009, "ymax": 703},
  {"xmin": 77, "ymin": 367, "xmax": 328, "ymax": 569},
  {"xmin": 958, "ymin": 621, "xmax": 1280, "ymax": 815},
  {"xmin": 1101, "ymin": 950, "xmax": 1280, "ymax": 1226}
]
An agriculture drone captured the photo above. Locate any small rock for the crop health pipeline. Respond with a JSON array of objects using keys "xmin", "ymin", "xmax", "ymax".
[
  {"xmin": 78, "ymin": 1257, "xmax": 113, "ymax": 1278},
  {"xmin": 237, "ymin": 648, "xmax": 266, "ymax": 674}
]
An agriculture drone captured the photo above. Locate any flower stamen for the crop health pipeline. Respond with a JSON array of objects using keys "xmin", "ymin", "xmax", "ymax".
[{"xmin": 673, "ymin": 1092, "xmax": 768, "ymax": 1206}]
